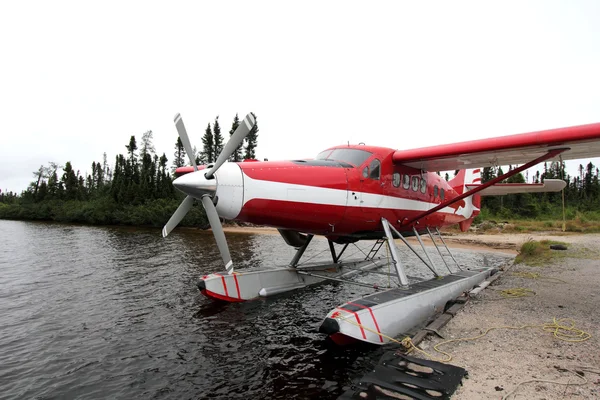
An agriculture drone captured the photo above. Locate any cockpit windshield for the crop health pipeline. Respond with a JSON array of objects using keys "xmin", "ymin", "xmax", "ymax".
[{"xmin": 316, "ymin": 148, "xmax": 372, "ymax": 167}]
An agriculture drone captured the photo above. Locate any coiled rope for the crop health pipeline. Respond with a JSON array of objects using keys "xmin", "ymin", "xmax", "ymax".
[{"xmin": 336, "ymin": 316, "xmax": 590, "ymax": 364}]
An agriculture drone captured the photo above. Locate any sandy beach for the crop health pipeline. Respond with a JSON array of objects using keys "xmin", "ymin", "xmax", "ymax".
[{"xmin": 422, "ymin": 233, "xmax": 600, "ymax": 399}]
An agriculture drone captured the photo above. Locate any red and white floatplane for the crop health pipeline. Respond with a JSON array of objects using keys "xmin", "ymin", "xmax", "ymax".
[{"xmin": 162, "ymin": 113, "xmax": 600, "ymax": 345}]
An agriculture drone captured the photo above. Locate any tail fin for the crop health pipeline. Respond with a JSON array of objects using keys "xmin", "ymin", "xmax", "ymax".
[
  {"xmin": 448, "ymin": 169, "xmax": 481, "ymax": 232},
  {"xmin": 448, "ymin": 168, "xmax": 481, "ymax": 194}
]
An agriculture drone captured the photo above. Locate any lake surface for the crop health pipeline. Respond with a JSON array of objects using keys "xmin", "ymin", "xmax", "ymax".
[{"xmin": 0, "ymin": 220, "xmax": 513, "ymax": 399}]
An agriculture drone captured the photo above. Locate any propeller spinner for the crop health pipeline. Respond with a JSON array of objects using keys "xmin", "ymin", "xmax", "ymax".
[{"xmin": 162, "ymin": 112, "xmax": 256, "ymax": 275}]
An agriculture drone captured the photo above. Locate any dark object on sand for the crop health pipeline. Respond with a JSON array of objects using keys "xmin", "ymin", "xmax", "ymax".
[
  {"xmin": 338, "ymin": 352, "xmax": 467, "ymax": 400},
  {"xmin": 550, "ymin": 244, "xmax": 568, "ymax": 251}
]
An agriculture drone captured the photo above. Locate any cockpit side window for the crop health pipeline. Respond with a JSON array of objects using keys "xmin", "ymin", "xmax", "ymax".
[
  {"xmin": 369, "ymin": 159, "xmax": 380, "ymax": 180},
  {"xmin": 362, "ymin": 166, "xmax": 369, "ymax": 178}
]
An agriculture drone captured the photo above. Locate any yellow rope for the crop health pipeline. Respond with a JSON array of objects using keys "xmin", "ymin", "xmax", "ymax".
[
  {"xmin": 335, "ymin": 316, "xmax": 590, "ymax": 364},
  {"xmin": 335, "ymin": 314, "xmax": 407, "ymax": 346},
  {"xmin": 430, "ymin": 317, "xmax": 591, "ymax": 363}
]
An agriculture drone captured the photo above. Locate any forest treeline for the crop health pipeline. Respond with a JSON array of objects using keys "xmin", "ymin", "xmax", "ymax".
[
  {"xmin": 1, "ymin": 114, "xmax": 600, "ymax": 228},
  {"xmin": 477, "ymin": 162, "xmax": 600, "ymax": 224},
  {"xmin": 0, "ymin": 114, "xmax": 259, "ymax": 227}
]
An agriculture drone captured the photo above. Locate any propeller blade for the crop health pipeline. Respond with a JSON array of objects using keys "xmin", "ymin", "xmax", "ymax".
[
  {"xmin": 205, "ymin": 113, "xmax": 255, "ymax": 179},
  {"xmin": 201, "ymin": 195, "xmax": 233, "ymax": 274},
  {"xmin": 162, "ymin": 195, "xmax": 194, "ymax": 237},
  {"xmin": 174, "ymin": 113, "xmax": 198, "ymax": 171}
]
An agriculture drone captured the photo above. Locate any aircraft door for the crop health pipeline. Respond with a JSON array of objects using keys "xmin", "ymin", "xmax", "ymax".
[{"xmin": 359, "ymin": 159, "xmax": 384, "ymax": 220}]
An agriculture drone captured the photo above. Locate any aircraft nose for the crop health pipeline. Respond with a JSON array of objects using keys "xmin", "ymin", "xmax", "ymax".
[{"xmin": 173, "ymin": 170, "xmax": 217, "ymax": 198}]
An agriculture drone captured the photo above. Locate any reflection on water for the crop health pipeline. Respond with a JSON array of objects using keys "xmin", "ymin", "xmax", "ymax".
[{"xmin": 0, "ymin": 220, "xmax": 513, "ymax": 399}]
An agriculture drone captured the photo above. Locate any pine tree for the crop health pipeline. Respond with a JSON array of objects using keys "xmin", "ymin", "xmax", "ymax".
[
  {"xmin": 158, "ymin": 153, "xmax": 173, "ymax": 198},
  {"xmin": 140, "ymin": 130, "xmax": 156, "ymax": 156},
  {"xmin": 37, "ymin": 180, "xmax": 48, "ymax": 202},
  {"xmin": 139, "ymin": 151, "xmax": 153, "ymax": 200},
  {"xmin": 228, "ymin": 114, "xmax": 242, "ymax": 162},
  {"xmin": 243, "ymin": 112, "xmax": 258, "ymax": 160},
  {"xmin": 201, "ymin": 123, "xmax": 215, "ymax": 164},
  {"xmin": 32, "ymin": 165, "xmax": 45, "ymax": 197},
  {"xmin": 62, "ymin": 161, "xmax": 78, "ymax": 200},
  {"xmin": 126, "ymin": 135, "xmax": 138, "ymax": 165},
  {"xmin": 48, "ymin": 169, "xmax": 59, "ymax": 199},
  {"xmin": 102, "ymin": 152, "xmax": 110, "ymax": 182},
  {"xmin": 77, "ymin": 174, "xmax": 86, "ymax": 200},
  {"xmin": 213, "ymin": 116, "xmax": 224, "ymax": 160},
  {"xmin": 172, "ymin": 137, "xmax": 185, "ymax": 173},
  {"xmin": 481, "ymin": 167, "xmax": 494, "ymax": 183}
]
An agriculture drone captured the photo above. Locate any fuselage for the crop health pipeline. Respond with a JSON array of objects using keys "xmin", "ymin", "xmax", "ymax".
[{"xmin": 175, "ymin": 145, "xmax": 480, "ymax": 242}]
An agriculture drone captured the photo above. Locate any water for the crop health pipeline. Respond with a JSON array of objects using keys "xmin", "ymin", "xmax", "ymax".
[{"xmin": 0, "ymin": 220, "xmax": 513, "ymax": 399}]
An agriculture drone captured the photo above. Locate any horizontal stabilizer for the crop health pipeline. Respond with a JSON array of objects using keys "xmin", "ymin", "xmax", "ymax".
[{"xmin": 465, "ymin": 179, "xmax": 566, "ymax": 196}]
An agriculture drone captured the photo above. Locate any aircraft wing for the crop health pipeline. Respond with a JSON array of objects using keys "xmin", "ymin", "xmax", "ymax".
[
  {"xmin": 392, "ymin": 123, "xmax": 600, "ymax": 171},
  {"xmin": 465, "ymin": 179, "xmax": 566, "ymax": 196}
]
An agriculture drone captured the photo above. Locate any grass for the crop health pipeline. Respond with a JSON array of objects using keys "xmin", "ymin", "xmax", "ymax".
[
  {"xmin": 514, "ymin": 240, "xmax": 569, "ymax": 266},
  {"xmin": 463, "ymin": 217, "xmax": 600, "ymax": 234}
]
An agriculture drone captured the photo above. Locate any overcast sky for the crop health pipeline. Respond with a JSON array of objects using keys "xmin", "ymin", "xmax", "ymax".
[{"xmin": 1, "ymin": 1, "xmax": 599, "ymax": 193}]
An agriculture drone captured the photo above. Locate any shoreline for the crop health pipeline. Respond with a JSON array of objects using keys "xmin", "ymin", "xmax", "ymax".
[{"xmin": 426, "ymin": 233, "xmax": 600, "ymax": 399}]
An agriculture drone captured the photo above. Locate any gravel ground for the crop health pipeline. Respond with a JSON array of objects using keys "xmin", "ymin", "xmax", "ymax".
[{"xmin": 420, "ymin": 233, "xmax": 600, "ymax": 400}]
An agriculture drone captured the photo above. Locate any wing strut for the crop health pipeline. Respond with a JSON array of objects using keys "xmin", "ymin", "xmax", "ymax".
[{"xmin": 402, "ymin": 148, "xmax": 568, "ymax": 226}]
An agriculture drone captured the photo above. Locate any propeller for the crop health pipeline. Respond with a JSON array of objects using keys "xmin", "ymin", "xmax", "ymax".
[
  {"xmin": 204, "ymin": 113, "xmax": 254, "ymax": 179},
  {"xmin": 174, "ymin": 113, "xmax": 198, "ymax": 171},
  {"xmin": 202, "ymin": 195, "xmax": 233, "ymax": 273},
  {"xmin": 162, "ymin": 195, "xmax": 194, "ymax": 238},
  {"xmin": 162, "ymin": 112, "xmax": 256, "ymax": 275}
]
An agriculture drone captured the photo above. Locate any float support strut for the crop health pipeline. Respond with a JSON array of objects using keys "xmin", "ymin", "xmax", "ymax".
[
  {"xmin": 328, "ymin": 240, "xmax": 349, "ymax": 263},
  {"xmin": 289, "ymin": 234, "xmax": 314, "ymax": 267},
  {"xmin": 435, "ymin": 227, "xmax": 462, "ymax": 271},
  {"xmin": 381, "ymin": 218, "xmax": 409, "ymax": 287},
  {"xmin": 413, "ymin": 227, "xmax": 439, "ymax": 277},
  {"xmin": 426, "ymin": 227, "xmax": 453, "ymax": 274}
]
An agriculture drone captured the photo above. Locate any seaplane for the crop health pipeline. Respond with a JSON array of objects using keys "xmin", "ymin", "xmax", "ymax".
[{"xmin": 162, "ymin": 113, "xmax": 600, "ymax": 345}]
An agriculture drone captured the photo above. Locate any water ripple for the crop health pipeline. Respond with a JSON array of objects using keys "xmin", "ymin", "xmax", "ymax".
[{"xmin": 0, "ymin": 220, "xmax": 512, "ymax": 399}]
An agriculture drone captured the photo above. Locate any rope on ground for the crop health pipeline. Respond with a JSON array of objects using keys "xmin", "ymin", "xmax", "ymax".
[
  {"xmin": 336, "ymin": 315, "xmax": 591, "ymax": 365},
  {"xmin": 430, "ymin": 317, "xmax": 591, "ymax": 363}
]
